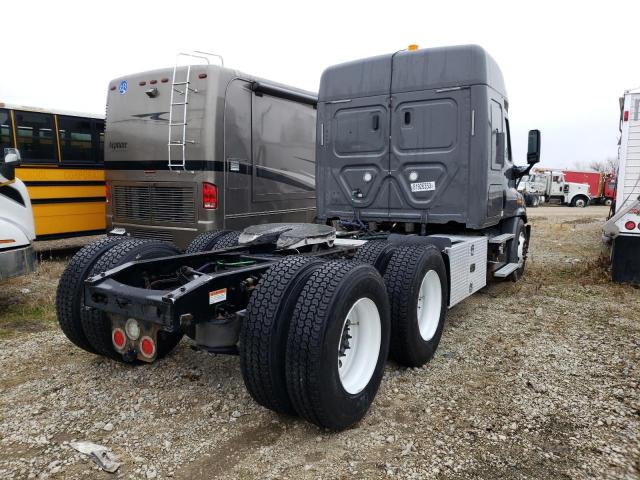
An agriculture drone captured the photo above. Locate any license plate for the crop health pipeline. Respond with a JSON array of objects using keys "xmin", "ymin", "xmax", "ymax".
[{"xmin": 411, "ymin": 181, "xmax": 436, "ymax": 193}]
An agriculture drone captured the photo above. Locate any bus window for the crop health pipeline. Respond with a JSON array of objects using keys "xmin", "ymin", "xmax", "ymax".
[
  {"xmin": 0, "ymin": 109, "xmax": 13, "ymax": 152},
  {"xmin": 94, "ymin": 119, "xmax": 105, "ymax": 164},
  {"xmin": 58, "ymin": 115, "xmax": 93, "ymax": 163},
  {"xmin": 14, "ymin": 110, "xmax": 57, "ymax": 163}
]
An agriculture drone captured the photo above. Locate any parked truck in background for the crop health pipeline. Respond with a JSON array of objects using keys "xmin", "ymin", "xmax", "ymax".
[
  {"xmin": 57, "ymin": 45, "xmax": 541, "ymax": 431},
  {"xmin": 603, "ymin": 89, "xmax": 640, "ymax": 285},
  {"xmin": 563, "ymin": 170, "xmax": 616, "ymax": 205},
  {"xmin": 0, "ymin": 148, "xmax": 37, "ymax": 281},
  {"xmin": 518, "ymin": 169, "xmax": 591, "ymax": 207}
]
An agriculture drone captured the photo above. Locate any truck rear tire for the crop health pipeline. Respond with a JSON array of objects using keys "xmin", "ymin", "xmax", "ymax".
[
  {"xmin": 353, "ymin": 240, "xmax": 396, "ymax": 274},
  {"xmin": 185, "ymin": 230, "xmax": 234, "ymax": 253},
  {"xmin": 56, "ymin": 236, "xmax": 125, "ymax": 353},
  {"xmin": 81, "ymin": 239, "xmax": 183, "ymax": 361},
  {"xmin": 285, "ymin": 261, "xmax": 390, "ymax": 431},
  {"xmin": 240, "ymin": 256, "xmax": 325, "ymax": 415},
  {"xmin": 383, "ymin": 245, "xmax": 448, "ymax": 368}
]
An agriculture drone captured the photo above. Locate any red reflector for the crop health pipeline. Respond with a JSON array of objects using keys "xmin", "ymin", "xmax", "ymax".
[
  {"xmin": 623, "ymin": 111, "xmax": 629, "ymax": 122},
  {"xmin": 110, "ymin": 85, "xmax": 116, "ymax": 91},
  {"xmin": 150, "ymin": 79, "xmax": 157, "ymax": 85},
  {"xmin": 161, "ymin": 78, "xmax": 169, "ymax": 83},
  {"xmin": 203, "ymin": 182, "xmax": 218, "ymax": 209},
  {"xmin": 625, "ymin": 220, "xmax": 636, "ymax": 230},
  {"xmin": 112, "ymin": 329, "xmax": 126, "ymax": 349},
  {"xmin": 105, "ymin": 184, "xmax": 111, "ymax": 203},
  {"xmin": 140, "ymin": 336, "xmax": 156, "ymax": 358},
  {"xmin": 139, "ymin": 81, "xmax": 146, "ymax": 86},
  {"xmin": 198, "ymin": 73, "xmax": 207, "ymax": 79}
]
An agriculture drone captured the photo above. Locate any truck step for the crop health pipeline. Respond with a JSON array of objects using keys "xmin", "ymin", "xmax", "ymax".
[
  {"xmin": 493, "ymin": 262, "xmax": 520, "ymax": 278},
  {"xmin": 489, "ymin": 233, "xmax": 515, "ymax": 244}
]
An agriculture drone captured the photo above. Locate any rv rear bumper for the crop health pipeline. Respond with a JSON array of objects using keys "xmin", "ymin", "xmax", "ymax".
[
  {"xmin": 0, "ymin": 245, "xmax": 37, "ymax": 281},
  {"xmin": 110, "ymin": 223, "xmax": 200, "ymax": 250}
]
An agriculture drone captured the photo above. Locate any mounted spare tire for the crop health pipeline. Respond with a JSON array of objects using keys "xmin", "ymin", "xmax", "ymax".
[
  {"xmin": 56, "ymin": 236, "xmax": 125, "ymax": 353},
  {"xmin": 285, "ymin": 260, "xmax": 390, "ymax": 431},
  {"xmin": 81, "ymin": 239, "xmax": 183, "ymax": 361}
]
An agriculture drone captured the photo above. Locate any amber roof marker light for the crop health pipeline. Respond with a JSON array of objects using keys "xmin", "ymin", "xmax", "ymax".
[{"xmin": 407, "ymin": 44, "xmax": 419, "ymax": 51}]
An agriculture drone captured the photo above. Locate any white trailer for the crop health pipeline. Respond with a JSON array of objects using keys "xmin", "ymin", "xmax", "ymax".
[
  {"xmin": 0, "ymin": 149, "xmax": 36, "ymax": 281},
  {"xmin": 603, "ymin": 89, "xmax": 640, "ymax": 284}
]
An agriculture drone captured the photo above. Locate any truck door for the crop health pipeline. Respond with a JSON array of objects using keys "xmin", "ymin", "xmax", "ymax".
[
  {"xmin": 319, "ymin": 95, "xmax": 391, "ymax": 220},
  {"xmin": 388, "ymin": 88, "xmax": 471, "ymax": 222},
  {"xmin": 223, "ymin": 79, "xmax": 252, "ymax": 218}
]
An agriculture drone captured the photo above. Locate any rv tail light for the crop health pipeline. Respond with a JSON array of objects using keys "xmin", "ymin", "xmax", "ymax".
[
  {"xmin": 623, "ymin": 111, "xmax": 629, "ymax": 122},
  {"xmin": 624, "ymin": 221, "xmax": 636, "ymax": 231},
  {"xmin": 203, "ymin": 182, "xmax": 218, "ymax": 209},
  {"xmin": 112, "ymin": 328, "xmax": 126, "ymax": 350},
  {"xmin": 105, "ymin": 184, "xmax": 111, "ymax": 203},
  {"xmin": 139, "ymin": 336, "xmax": 156, "ymax": 358}
]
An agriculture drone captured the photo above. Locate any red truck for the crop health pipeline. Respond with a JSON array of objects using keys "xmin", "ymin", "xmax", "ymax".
[{"xmin": 562, "ymin": 170, "xmax": 616, "ymax": 205}]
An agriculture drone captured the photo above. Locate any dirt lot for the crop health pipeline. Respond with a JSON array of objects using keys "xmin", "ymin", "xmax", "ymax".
[{"xmin": 0, "ymin": 206, "xmax": 638, "ymax": 479}]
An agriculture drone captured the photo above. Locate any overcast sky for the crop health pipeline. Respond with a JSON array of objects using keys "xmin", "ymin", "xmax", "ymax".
[{"xmin": 3, "ymin": 0, "xmax": 639, "ymax": 169}]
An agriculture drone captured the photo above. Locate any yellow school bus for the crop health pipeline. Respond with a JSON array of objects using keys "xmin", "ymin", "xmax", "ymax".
[{"xmin": 0, "ymin": 103, "xmax": 106, "ymax": 238}]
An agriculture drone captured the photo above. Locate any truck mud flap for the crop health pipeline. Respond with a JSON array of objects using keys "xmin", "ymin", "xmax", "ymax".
[{"xmin": 611, "ymin": 235, "xmax": 640, "ymax": 285}]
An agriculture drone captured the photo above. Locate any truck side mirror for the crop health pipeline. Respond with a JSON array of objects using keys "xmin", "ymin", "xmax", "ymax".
[
  {"xmin": 1, "ymin": 148, "xmax": 21, "ymax": 182},
  {"xmin": 527, "ymin": 130, "xmax": 541, "ymax": 165}
]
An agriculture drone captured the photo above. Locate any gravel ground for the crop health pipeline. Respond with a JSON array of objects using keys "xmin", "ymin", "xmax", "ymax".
[{"xmin": 0, "ymin": 206, "xmax": 638, "ymax": 479}]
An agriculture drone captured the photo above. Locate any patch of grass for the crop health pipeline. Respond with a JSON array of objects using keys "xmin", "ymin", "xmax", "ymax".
[{"xmin": 0, "ymin": 303, "xmax": 56, "ymax": 339}]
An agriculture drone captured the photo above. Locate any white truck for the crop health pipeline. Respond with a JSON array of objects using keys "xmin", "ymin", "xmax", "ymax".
[
  {"xmin": 603, "ymin": 89, "xmax": 640, "ymax": 285},
  {"xmin": 518, "ymin": 170, "xmax": 591, "ymax": 207},
  {"xmin": 0, "ymin": 148, "xmax": 37, "ymax": 281}
]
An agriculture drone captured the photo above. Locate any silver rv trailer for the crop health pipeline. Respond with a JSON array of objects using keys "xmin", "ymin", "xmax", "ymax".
[{"xmin": 105, "ymin": 56, "xmax": 317, "ymax": 249}]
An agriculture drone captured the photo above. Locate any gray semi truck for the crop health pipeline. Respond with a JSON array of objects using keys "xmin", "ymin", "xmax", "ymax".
[{"xmin": 56, "ymin": 45, "xmax": 540, "ymax": 431}]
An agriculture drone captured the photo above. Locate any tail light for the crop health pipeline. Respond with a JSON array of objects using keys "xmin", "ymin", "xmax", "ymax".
[
  {"xmin": 624, "ymin": 221, "xmax": 636, "ymax": 231},
  {"xmin": 139, "ymin": 336, "xmax": 156, "ymax": 358},
  {"xmin": 105, "ymin": 184, "xmax": 111, "ymax": 203},
  {"xmin": 112, "ymin": 328, "xmax": 126, "ymax": 350},
  {"xmin": 203, "ymin": 182, "xmax": 218, "ymax": 209}
]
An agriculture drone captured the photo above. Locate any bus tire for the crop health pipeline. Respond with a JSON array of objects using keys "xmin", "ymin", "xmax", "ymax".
[
  {"xmin": 81, "ymin": 239, "xmax": 183, "ymax": 361},
  {"xmin": 285, "ymin": 261, "xmax": 390, "ymax": 431},
  {"xmin": 240, "ymin": 256, "xmax": 325, "ymax": 415},
  {"xmin": 56, "ymin": 236, "xmax": 125, "ymax": 353},
  {"xmin": 353, "ymin": 240, "xmax": 396, "ymax": 275},
  {"xmin": 383, "ymin": 245, "xmax": 448, "ymax": 368},
  {"xmin": 185, "ymin": 230, "xmax": 233, "ymax": 253}
]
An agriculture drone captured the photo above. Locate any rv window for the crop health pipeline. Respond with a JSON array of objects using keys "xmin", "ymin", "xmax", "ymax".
[
  {"xmin": 58, "ymin": 116, "xmax": 94, "ymax": 163},
  {"xmin": 14, "ymin": 110, "xmax": 57, "ymax": 163},
  {"xmin": 0, "ymin": 109, "xmax": 13, "ymax": 152}
]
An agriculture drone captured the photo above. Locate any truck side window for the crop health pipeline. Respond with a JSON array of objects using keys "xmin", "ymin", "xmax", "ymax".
[
  {"xmin": 490, "ymin": 100, "xmax": 504, "ymax": 170},
  {"xmin": 505, "ymin": 117, "xmax": 513, "ymax": 163}
]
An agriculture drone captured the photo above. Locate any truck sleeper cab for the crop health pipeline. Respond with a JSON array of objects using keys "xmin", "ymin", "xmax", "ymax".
[
  {"xmin": 106, "ymin": 56, "xmax": 317, "ymax": 249},
  {"xmin": 57, "ymin": 45, "xmax": 541, "ymax": 431}
]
